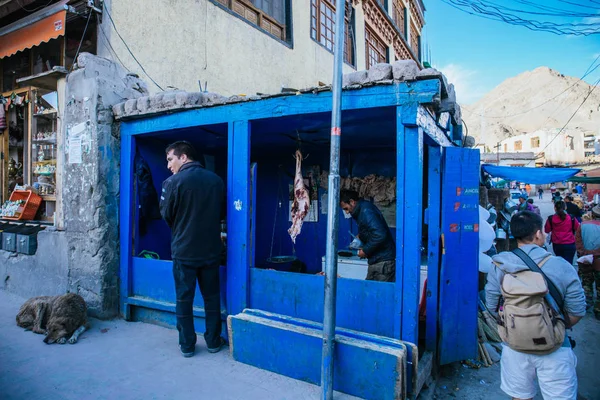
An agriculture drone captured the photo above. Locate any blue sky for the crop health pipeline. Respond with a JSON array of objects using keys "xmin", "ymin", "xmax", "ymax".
[{"xmin": 423, "ymin": 0, "xmax": 600, "ymax": 104}]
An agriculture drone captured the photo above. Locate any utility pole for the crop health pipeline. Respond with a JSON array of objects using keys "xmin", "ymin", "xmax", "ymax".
[
  {"xmin": 321, "ymin": 0, "xmax": 345, "ymax": 399},
  {"xmin": 494, "ymin": 141, "xmax": 501, "ymax": 165}
]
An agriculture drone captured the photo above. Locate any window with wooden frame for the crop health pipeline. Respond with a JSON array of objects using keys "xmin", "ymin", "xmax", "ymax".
[
  {"xmin": 514, "ymin": 141, "xmax": 522, "ymax": 151},
  {"xmin": 310, "ymin": 0, "xmax": 355, "ymax": 65},
  {"xmin": 365, "ymin": 27, "xmax": 387, "ymax": 68},
  {"xmin": 214, "ymin": 0, "xmax": 290, "ymax": 42},
  {"xmin": 393, "ymin": 0, "xmax": 407, "ymax": 37},
  {"xmin": 530, "ymin": 137, "xmax": 540, "ymax": 148}
]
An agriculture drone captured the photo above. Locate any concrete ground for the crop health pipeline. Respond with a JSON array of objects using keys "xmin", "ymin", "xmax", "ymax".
[
  {"xmin": 433, "ymin": 195, "xmax": 600, "ymax": 400},
  {"xmin": 0, "ymin": 290, "xmax": 357, "ymax": 400}
]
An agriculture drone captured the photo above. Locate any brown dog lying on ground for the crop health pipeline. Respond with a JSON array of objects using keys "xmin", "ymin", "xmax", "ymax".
[{"xmin": 16, "ymin": 293, "xmax": 89, "ymax": 344}]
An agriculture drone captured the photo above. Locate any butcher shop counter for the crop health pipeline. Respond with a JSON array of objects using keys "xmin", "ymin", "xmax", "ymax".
[{"xmin": 321, "ymin": 255, "xmax": 428, "ymax": 301}]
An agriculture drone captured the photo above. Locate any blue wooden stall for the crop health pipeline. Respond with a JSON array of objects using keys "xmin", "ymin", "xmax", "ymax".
[{"xmin": 118, "ymin": 80, "xmax": 480, "ymax": 399}]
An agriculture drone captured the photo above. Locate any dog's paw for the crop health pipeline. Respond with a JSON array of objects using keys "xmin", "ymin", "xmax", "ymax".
[
  {"xmin": 57, "ymin": 338, "xmax": 67, "ymax": 344},
  {"xmin": 68, "ymin": 337, "xmax": 78, "ymax": 344}
]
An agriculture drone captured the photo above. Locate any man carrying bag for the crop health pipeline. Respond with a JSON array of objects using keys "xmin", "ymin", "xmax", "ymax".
[{"xmin": 486, "ymin": 211, "xmax": 586, "ymax": 400}]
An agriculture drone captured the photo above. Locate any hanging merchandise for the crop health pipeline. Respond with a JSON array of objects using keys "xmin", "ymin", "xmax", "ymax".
[
  {"xmin": 288, "ymin": 149, "xmax": 310, "ymax": 244},
  {"xmin": 0, "ymin": 100, "xmax": 6, "ymax": 130}
]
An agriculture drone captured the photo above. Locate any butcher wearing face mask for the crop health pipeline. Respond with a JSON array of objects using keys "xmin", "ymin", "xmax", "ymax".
[{"xmin": 340, "ymin": 190, "xmax": 396, "ymax": 282}]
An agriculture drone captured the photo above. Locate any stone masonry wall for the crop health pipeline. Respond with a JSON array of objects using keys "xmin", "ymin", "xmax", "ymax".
[{"xmin": 1, "ymin": 53, "xmax": 148, "ymax": 318}]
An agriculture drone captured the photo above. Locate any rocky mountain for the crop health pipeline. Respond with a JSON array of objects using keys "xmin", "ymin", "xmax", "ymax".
[{"xmin": 463, "ymin": 67, "xmax": 600, "ymax": 151}]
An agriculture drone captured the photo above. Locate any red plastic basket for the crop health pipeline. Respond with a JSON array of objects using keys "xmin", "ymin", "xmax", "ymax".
[{"xmin": 2, "ymin": 190, "xmax": 43, "ymax": 221}]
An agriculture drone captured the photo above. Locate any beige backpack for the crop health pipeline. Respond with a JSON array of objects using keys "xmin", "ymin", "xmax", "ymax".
[{"xmin": 497, "ymin": 255, "xmax": 566, "ymax": 355}]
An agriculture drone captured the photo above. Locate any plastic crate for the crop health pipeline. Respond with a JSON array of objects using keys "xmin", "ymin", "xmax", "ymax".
[{"xmin": 2, "ymin": 190, "xmax": 43, "ymax": 221}]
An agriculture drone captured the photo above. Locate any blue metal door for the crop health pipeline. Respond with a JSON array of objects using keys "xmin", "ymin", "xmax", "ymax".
[{"xmin": 438, "ymin": 147, "xmax": 480, "ymax": 365}]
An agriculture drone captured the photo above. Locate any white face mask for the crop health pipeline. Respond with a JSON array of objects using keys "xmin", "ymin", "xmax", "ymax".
[{"xmin": 343, "ymin": 210, "xmax": 352, "ymax": 219}]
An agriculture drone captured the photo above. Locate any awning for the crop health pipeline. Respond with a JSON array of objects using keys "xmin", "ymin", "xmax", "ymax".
[
  {"xmin": 567, "ymin": 176, "xmax": 600, "ymax": 184},
  {"xmin": 482, "ymin": 164, "xmax": 581, "ymax": 184},
  {"xmin": 0, "ymin": 0, "xmax": 69, "ymax": 59}
]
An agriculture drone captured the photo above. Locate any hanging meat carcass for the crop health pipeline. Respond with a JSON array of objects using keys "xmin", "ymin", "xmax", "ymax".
[{"xmin": 288, "ymin": 150, "xmax": 310, "ymax": 243}]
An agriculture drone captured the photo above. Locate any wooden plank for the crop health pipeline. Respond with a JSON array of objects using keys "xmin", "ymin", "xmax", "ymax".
[
  {"xmin": 229, "ymin": 312, "xmax": 407, "ymax": 399},
  {"xmin": 122, "ymin": 80, "xmax": 442, "ymax": 136},
  {"xmin": 438, "ymin": 147, "xmax": 480, "ymax": 364},
  {"xmin": 242, "ymin": 308, "xmax": 416, "ymax": 394},
  {"xmin": 119, "ymin": 131, "xmax": 135, "ymax": 320},
  {"xmin": 130, "ymin": 257, "xmax": 228, "ymax": 313},
  {"xmin": 226, "ymin": 120, "xmax": 251, "ymax": 315},
  {"xmin": 417, "ymin": 105, "xmax": 453, "ymax": 147},
  {"xmin": 394, "ymin": 106, "xmax": 405, "ymax": 339},
  {"xmin": 414, "ymin": 351, "xmax": 434, "ymax": 398},
  {"xmin": 249, "ymin": 268, "xmax": 396, "ymax": 337},
  {"xmin": 401, "ymin": 125, "xmax": 424, "ymax": 344},
  {"xmin": 426, "ymin": 145, "xmax": 442, "ymax": 351}
]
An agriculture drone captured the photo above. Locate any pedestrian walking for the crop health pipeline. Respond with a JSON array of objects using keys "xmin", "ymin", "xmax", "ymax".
[
  {"xmin": 575, "ymin": 205, "xmax": 600, "ymax": 320},
  {"xmin": 486, "ymin": 211, "xmax": 586, "ymax": 400},
  {"xmin": 527, "ymin": 198, "xmax": 541, "ymax": 217},
  {"xmin": 545, "ymin": 200, "xmax": 580, "ymax": 264},
  {"xmin": 565, "ymin": 195, "xmax": 582, "ymax": 222},
  {"xmin": 160, "ymin": 141, "xmax": 226, "ymax": 358},
  {"xmin": 538, "ymin": 187, "xmax": 543, "ymax": 200},
  {"xmin": 525, "ymin": 183, "xmax": 531, "ymax": 197}
]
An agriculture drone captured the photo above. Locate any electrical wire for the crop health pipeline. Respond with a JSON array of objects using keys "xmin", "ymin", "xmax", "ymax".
[
  {"xmin": 441, "ymin": 0, "xmax": 600, "ymax": 36},
  {"xmin": 102, "ymin": 2, "xmax": 164, "ymax": 91},
  {"xmin": 69, "ymin": 11, "xmax": 93, "ymax": 72},
  {"xmin": 17, "ymin": 0, "xmax": 53, "ymax": 13},
  {"xmin": 98, "ymin": 23, "xmax": 130, "ymax": 73},
  {"xmin": 525, "ymin": 77, "xmax": 600, "ymax": 165}
]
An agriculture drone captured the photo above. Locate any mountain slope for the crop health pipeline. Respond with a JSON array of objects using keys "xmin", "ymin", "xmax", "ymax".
[{"xmin": 463, "ymin": 67, "xmax": 600, "ymax": 150}]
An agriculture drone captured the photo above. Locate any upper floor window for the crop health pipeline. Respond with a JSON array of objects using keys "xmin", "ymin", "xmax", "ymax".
[
  {"xmin": 503, "ymin": 143, "xmax": 508, "ymax": 152},
  {"xmin": 530, "ymin": 137, "xmax": 540, "ymax": 148},
  {"xmin": 310, "ymin": 0, "xmax": 355, "ymax": 65},
  {"xmin": 214, "ymin": 0, "xmax": 290, "ymax": 42},
  {"xmin": 365, "ymin": 27, "xmax": 387, "ymax": 68},
  {"xmin": 393, "ymin": 0, "xmax": 406, "ymax": 37},
  {"xmin": 514, "ymin": 141, "xmax": 522, "ymax": 151}
]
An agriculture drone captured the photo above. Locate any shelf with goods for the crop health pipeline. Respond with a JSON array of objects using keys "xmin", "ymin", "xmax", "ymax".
[{"xmin": 29, "ymin": 89, "xmax": 58, "ymax": 221}]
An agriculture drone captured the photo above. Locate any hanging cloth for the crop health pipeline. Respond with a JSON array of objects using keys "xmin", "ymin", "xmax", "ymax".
[
  {"xmin": 0, "ymin": 102, "xmax": 6, "ymax": 130},
  {"xmin": 482, "ymin": 164, "xmax": 580, "ymax": 184}
]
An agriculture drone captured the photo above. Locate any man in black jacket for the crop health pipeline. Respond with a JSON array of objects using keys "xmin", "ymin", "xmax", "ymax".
[
  {"xmin": 160, "ymin": 141, "xmax": 225, "ymax": 357},
  {"xmin": 340, "ymin": 190, "xmax": 396, "ymax": 282}
]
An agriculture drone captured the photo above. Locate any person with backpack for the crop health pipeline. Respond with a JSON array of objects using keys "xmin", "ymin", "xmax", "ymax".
[
  {"xmin": 486, "ymin": 211, "xmax": 586, "ymax": 400},
  {"xmin": 545, "ymin": 200, "xmax": 580, "ymax": 264},
  {"xmin": 575, "ymin": 205, "xmax": 600, "ymax": 320}
]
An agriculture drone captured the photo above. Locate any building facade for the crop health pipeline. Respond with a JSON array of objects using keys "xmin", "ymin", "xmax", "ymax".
[
  {"xmin": 96, "ymin": 0, "xmax": 425, "ymax": 96},
  {"xmin": 0, "ymin": 0, "xmax": 426, "ymax": 317},
  {"xmin": 498, "ymin": 129, "xmax": 590, "ymax": 167}
]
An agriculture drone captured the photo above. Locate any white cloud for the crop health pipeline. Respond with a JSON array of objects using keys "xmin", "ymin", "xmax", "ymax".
[{"xmin": 434, "ymin": 63, "xmax": 488, "ymax": 105}]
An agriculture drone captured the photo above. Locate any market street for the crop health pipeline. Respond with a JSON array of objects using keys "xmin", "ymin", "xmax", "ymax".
[{"xmin": 0, "ymin": 290, "xmax": 358, "ymax": 400}]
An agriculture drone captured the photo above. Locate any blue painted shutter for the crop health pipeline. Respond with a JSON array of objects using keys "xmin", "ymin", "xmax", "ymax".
[{"xmin": 438, "ymin": 147, "xmax": 480, "ymax": 365}]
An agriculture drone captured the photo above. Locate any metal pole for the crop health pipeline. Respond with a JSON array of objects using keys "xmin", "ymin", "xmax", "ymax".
[{"xmin": 321, "ymin": 0, "xmax": 345, "ymax": 398}]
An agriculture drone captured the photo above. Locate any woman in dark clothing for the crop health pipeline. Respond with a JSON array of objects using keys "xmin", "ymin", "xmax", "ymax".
[{"xmin": 544, "ymin": 200, "xmax": 580, "ymax": 264}]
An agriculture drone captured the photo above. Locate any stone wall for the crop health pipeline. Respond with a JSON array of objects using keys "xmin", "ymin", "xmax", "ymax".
[{"xmin": 0, "ymin": 53, "xmax": 147, "ymax": 318}]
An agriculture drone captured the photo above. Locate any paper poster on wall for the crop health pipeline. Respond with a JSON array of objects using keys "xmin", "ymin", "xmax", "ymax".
[{"xmin": 68, "ymin": 138, "xmax": 82, "ymax": 164}]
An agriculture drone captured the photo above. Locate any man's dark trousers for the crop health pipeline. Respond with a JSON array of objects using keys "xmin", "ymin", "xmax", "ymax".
[{"xmin": 173, "ymin": 259, "xmax": 222, "ymax": 351}]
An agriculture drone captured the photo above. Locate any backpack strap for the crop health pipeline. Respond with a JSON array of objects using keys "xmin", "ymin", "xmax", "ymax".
[{"xmin": 511, "ymin": 248, "xmax": 571, "ymax": 328}]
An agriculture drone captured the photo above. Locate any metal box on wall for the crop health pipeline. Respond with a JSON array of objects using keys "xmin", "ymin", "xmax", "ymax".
[
  {"xmin": 2, "ymin": 227, "xmax": 18, "ymax": 252},
  {"xmin": 17, "ymin": 232, "xmax": 38, "ymax": 255}
]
